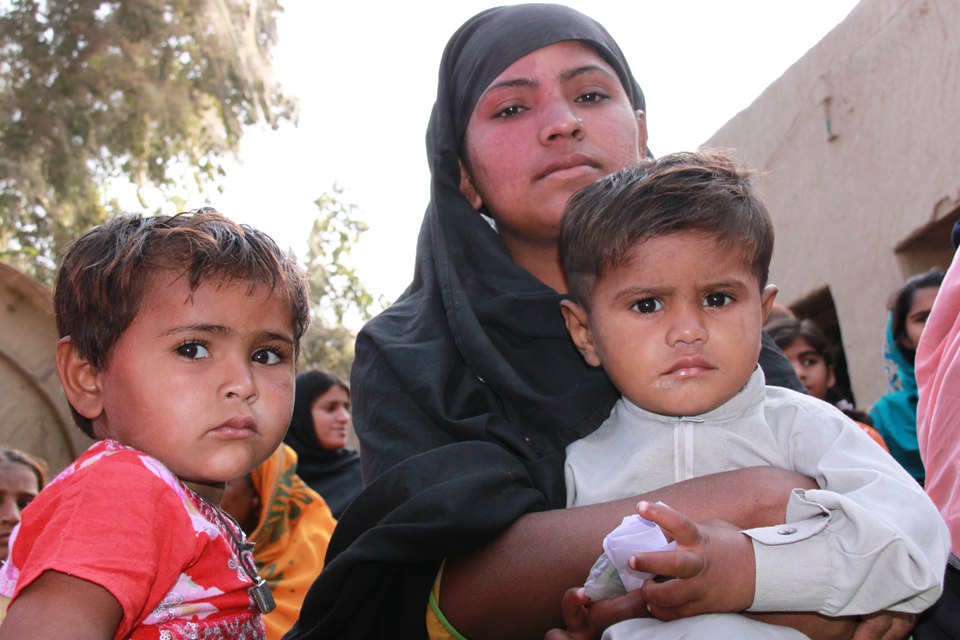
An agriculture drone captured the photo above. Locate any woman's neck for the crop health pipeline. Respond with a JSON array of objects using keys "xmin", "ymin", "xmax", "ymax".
[{"xmin": 501, "ymin": 236, "xmax": 568, "ymax": 293}]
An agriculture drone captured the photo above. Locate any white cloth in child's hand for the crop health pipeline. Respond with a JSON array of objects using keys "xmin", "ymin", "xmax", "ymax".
[{"xmin": 583, "ymin": 513, "xmax": 676, "ymax": 600}]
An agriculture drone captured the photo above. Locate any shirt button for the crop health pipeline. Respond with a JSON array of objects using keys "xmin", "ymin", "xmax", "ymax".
[{"xmin": 777, "ymin": 526, "xmax": 797, "ymax": 535}]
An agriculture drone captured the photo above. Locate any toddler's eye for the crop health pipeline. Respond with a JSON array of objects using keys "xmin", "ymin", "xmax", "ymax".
[
  {"xmin": 176, "ymin": 342, "xmax": 209, "ymax": 359},
  {"xmin": 632, "ymin": 298, "xmax": 662, "ymax": 314},
  {"xmin": 252, "ymin": 349, "xmax": 281, "ymax": 365},
  {"xmin": 703, "ymin": 293, "xmax": 733, "ymax": 308},
  {"xmin": 16, "ymin": 497, "xmax": 33, "ymax": 511}
]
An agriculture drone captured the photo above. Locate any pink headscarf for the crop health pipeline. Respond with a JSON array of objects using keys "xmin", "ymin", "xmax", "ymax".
[{"xmin": 916, "ymin": 252, "xmax": 960, "ymax": 557}]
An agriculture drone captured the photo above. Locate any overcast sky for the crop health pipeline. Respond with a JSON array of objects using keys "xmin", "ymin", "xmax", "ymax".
[{"xmin": 120, "ymin": 0, "xmax": 862, "ymax": 316}]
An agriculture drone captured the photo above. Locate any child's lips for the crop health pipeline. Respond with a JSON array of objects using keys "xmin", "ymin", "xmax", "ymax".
[
  {"xmin": 211, "ymin": 416, "xmax": 258, "ymax": 439},
  {"xmin": 663, "ymin": 357, "xmax": 714, "ymax": 378}
]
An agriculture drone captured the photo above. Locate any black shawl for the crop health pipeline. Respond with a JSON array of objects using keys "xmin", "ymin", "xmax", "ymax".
[
  {"xmin": 284, "ymin": 5, "xmax": 802, "ymax": 639},
  {"xmin": 283, "ymin": 377, "xmax": 363, "ymax": 519}
]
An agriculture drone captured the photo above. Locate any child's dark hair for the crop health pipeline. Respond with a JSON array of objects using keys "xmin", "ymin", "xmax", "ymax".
[
  {"xmin": 890, "ymin": 267, "xmax": 945, "ymax": 362},
  {"xmin": 560, "ymin": 150, "xmax": 774, "ymax": 309},
  {"xmin": 0, "ymin": 447, "xmax": 47, "ymax": 489},
  {"xmin": 54, "ymin": 210, "xmax": 310, "ymax": 437}
]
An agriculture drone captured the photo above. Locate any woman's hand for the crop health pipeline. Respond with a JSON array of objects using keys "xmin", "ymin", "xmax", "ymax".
[{"xmin": 852, "ymin": 611, "xmax": 916, "ymax": 640}]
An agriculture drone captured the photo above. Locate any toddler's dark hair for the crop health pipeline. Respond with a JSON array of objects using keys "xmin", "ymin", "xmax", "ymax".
[
  {"xmin": 54, "ymin": 210, "xmax": 310, "ymax": 437},
  {"xmin": 560, "ymin": 150, "xmax": 774, "ymax": 309}
]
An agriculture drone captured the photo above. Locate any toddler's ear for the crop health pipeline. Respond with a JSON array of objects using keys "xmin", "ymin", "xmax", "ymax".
[
  {"xmin": 760, "ymin": 285, "xmax": 779, "ymax": 324},
  {"xmin": 560, "ymin": 300, "xmax": 602, "ymax": 367},
  {"xmin": 55, "ymin": 337, "xmax": 104, "ymax": 421}
]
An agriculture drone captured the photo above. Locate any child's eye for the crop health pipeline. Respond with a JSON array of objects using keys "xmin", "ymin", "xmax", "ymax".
[
  {"xmin": 703, "ymin": 293, "xmax": 733, "ymax": 308},
  {"xmin": 176, "ymin": 342, "xmax": 210, "ymax": 359},
  {"xmin": 252, "ymin": 349, "xmax": 282, "ymax": 365},
  {"xmin": 632, "ymin": 298, "xmax": 662, "ymax": 314},
  {"xmin": 802, "ymin": 357, "xmax": 821, "ymax": 367},
  {"xmin": 16, "ymin": 497, "xmax": 33, "ymax": 511}
]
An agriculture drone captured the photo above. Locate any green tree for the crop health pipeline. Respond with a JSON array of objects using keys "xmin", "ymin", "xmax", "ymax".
[
  {"xmin": 0, "ymin": 0, "xmax": 296, "ymax": 282},
  {"xmin": 297, "ymin": 184, "xmax": 380, "ymax": 379}
]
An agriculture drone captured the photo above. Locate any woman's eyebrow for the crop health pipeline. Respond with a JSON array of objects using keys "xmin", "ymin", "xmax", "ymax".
[
  {"xmin": 481, "ymin": 76, "xmax": 539, "ymax": 96},
  {"xmin": 558, "ymin": 64, "xmax": 616, "ymax": 84}
]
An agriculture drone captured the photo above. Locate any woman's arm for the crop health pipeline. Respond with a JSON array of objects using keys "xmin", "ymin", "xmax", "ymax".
[
  {"xmin": 442, "ymin": 466, "xmax": 817, "ymax": 640},
  {"xmin": 0, "ymin": 571, "xmax": 123, "ymax": 640}
]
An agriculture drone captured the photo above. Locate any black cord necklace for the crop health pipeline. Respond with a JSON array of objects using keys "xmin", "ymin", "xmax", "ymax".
[{"xmin": 193, "ymin": 491, "xmax": 277, "ymax": 615}]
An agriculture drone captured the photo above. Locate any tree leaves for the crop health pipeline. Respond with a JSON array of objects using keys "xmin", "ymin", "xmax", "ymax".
[{"xmin": 0, "ymin": 0, "xmax": 296, "ymax": 282}]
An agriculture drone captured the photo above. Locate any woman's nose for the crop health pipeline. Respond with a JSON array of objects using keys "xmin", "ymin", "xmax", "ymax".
[
  {"xmin": 336, "ymin": 407, "xmax": 351, "ymax": 424},
  {"xmin": 539, "ymin": 99, "xmax": 584, "ymax": 144},
  {"xmin": 0, "ymin": 498, "xmax": 21, "ymax": 524}
]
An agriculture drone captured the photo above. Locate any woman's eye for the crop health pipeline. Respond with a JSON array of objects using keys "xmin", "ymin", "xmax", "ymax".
[
  {"xmin": 252, "ymin": 349, "xmax": 281, "ymax": 365},
  {"xmin": 801, "ymin": 357, "xmax": 820, "ymax": 367},
  {"xmin": 576, "ymin": 91, "xmax": 607, "ymax": 104},
  {"xmin": 703, "ymin": 293, "xmax": 733, "ymax": 308},
  {"xmin": 495, "ymin": 104, "xmax": 524, "ymax": 118},
  {"xmin": 176, "ymin": 342, "xmax": 209, "ymax": 359},
  {"xmin": 632, "ymin": 298, "xmax": 662, "ymax": 314},
  {"xmin": 16, "ymin": 497, "xmax": 33, "ymax": 510}
]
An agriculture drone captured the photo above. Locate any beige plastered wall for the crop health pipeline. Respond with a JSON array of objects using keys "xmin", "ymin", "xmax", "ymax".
[
  {"xmin": 0, "ymin": 262, "xmax": 92, "ymax": 475},
  {"xmin": 704, "ymin": 0, "xmax": 960, "ymax": 407}
]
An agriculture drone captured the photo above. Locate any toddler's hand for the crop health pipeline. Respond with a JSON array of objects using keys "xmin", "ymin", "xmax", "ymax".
[
  {"xmin": 545, "ymin": 588, "xmax": 600, "ymax": 640},
  {"xmin": 628, "ymin": 501, "xmax": 756, "ymax": 620}
]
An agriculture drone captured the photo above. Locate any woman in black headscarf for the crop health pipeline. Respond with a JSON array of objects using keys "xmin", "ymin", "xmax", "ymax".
[
  {"xmin": 284, "ymin": 370, "xmax": 362, "ymax": 519},
  {"xmin": 284, "ymin": 5, "xmax": 823, "ymax": 640}
]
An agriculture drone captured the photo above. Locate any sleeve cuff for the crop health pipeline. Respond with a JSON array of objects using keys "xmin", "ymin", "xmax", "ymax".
[{"xmin": 744, "ymin": 489, "xmax": 833, "ymax": 612}]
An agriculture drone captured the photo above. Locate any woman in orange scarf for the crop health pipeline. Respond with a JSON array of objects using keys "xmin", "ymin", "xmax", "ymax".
[{"xmin": 222, "ymin": 444, "xmax": 337, "ymax": 640}]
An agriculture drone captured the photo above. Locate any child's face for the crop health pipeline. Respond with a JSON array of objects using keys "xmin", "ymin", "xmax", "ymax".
[
  {"xmin": 89, "ymin": 272, "xmax": 296, "ymax": 489},
  {"xmin": 781, "ymin": 337, "xmax": 835, "ymax": 401},
  {"xmin": 562, "ymin": 232, "xmax": 776, "ymax": 417}
]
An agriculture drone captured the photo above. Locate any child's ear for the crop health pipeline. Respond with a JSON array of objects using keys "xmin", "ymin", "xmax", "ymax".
[
  {"xmin": 826, "ymin": 365, "xmax": 837, "ymax": 391},
  {"xmin": 55, "ymin": 337, "xmax": 104, "ymax": 422},
  {"xmin": 458, "ymin": 158, "xmax": 484, "ymax": 211},
  {"xmin": 560, "ymin": 300, "xmax": 602, "ymax": 367},
  {"xmin": 760, "ymin": 285, "xmax": 779, "ymax": 324}
]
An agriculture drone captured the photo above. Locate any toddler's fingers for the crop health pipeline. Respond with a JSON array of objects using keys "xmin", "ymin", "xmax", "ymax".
[
  {"xmin": 583, "ymin": 589, "xmax": 652, "ymax": 629},
  {"xmin": 640, "ymin": 575, "xmax": 704, "ymax": 613},
  {"xmin": 559, "ymin": 587, "xmax": 592, "ymax": 632},
  {"xmin": 629, "ymin": 549, "xmax": 704, "ymax": 579},
  {"xmin": 637, "ymin": 501, "xmax": 701, "ymax": 547}
]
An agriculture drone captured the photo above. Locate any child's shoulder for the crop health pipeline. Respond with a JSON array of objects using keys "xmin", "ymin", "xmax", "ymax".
[{"xmin": 49, "ymin": 440, "xmax": 185, "ymax": 496}]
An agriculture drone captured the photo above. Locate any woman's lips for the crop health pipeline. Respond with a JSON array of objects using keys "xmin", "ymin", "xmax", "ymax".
[{"xmin": 535, "ymin": 154, "xmax": 599, "ymax": 180}]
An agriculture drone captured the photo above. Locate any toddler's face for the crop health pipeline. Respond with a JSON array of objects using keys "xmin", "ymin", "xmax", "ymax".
[
  {"xmin": 91, "ymin": 272, "xmax": 296, "ymax": 490},
  {"xmin": 563, "ymin": 233, "xmax": 776, "ymax": 417}
]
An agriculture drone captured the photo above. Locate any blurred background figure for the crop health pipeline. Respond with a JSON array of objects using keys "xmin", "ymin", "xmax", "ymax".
[
  {"xmin": 870, "ymin": 268, "xmax": 945, "ymax": 485},
  {"xmin": 0, "ymin": 448, "xmax": 45, "ymax": 563},
  {"xmin": 283, "ymin": 370, "xmax": 362, "ymax": 519},
  {"xmin": 767, "ymin": 318, "xmax": 887, "ymax": 451},
  {"xmin": 221, "ymin": 444, "xmax": 336, "ymax": 640}
]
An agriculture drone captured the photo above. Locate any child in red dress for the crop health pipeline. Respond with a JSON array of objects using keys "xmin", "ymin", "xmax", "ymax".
[{"xmin": 0, "ymin": 211, "xmax": 308, "ymax": 640}]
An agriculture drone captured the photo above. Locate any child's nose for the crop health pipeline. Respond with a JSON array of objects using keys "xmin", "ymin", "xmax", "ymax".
[
  {"xmin": 666, "ymin": 309, "xmax": 707, "ymax": 346},
  {"xmin": 221, "ymin": 358, "xmax": 258, "ymax": 402},
  {"xmin": 0, "ymin": 498, "xmax": 21, "ymax": 524}
]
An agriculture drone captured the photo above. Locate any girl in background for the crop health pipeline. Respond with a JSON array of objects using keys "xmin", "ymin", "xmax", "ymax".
[
  {"xmin": 767, "ymin": 318, "xmax": 888, "ymax": 451},
  {"xmin": 283, "ymin": 370, "xmax": 361, "ymax": 519},
  {"xmin": 0, "ymin": 448, "xmax": 45, "ymax": 563},
  {"xmin": 871, "ymin": 268, "xmax": 945, "ymax": 484}
]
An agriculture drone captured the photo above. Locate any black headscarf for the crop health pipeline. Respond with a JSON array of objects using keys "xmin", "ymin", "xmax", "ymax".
[
  {"xmin": 284, "ymin": 373, "xmax": 362, "ymax": 519},
  {"xmin": 284, "ymin": 5, "xmax": 802, "ymax": 639}
]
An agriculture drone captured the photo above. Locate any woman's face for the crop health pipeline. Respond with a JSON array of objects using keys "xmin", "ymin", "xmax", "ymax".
[
  {"xmin": 460, "ymin": 40, "xmax": 646, "ymax": 255},
  {"xmin": 781, "ymin": 337, "xmax": 835, "ymax": 401},
  {"xmin": 310, "ymin": 385, "xmax": 351, "ymax": 450},
  {"xmin": 901, "ymin": 286, "xmax": 940, "ymax": 351},
  {"xmin": 0, "ymin": 463, "xmax": 39, "ymax": 561}
]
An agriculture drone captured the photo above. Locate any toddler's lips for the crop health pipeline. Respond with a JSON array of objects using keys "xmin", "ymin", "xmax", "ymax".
[
  {"xmin": 212, "ymin": 416, "xmax": 258, "ymax": 439},
  {"xmin": 663, "ymin": 357, "xmax": 714, "ymax": 378}
]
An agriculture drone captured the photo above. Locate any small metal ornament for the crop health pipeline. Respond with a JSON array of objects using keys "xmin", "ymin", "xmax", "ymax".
[{"xmin": 250, "ymin": 577, "xmax": 277, "ymax": 614}]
